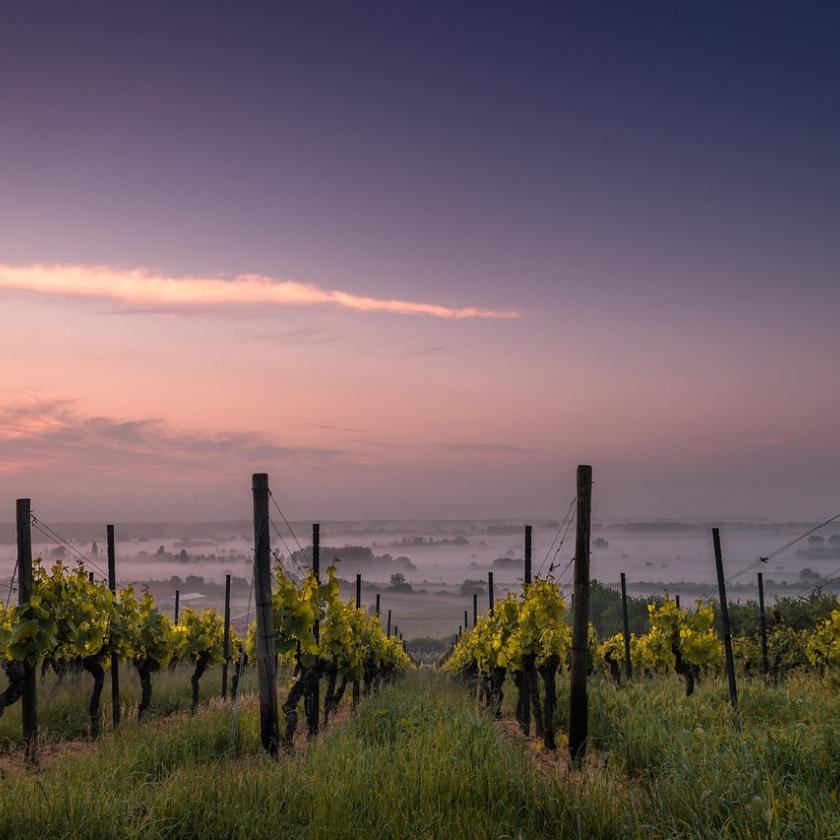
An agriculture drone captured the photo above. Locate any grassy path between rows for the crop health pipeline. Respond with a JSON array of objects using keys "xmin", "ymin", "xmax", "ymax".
[{"xmin": 0, "ymin": 670, "xmax": 838, "ymax": 838}]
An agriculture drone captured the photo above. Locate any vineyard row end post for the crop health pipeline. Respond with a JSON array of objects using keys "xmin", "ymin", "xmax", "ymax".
[
  {"xmin": 521, "ymin": 524, "xmax": 532, "ymax": 735},
  {"xmin": 221, "ymin": 573, "xmax": 231, "ymax": 700},
  {"xmin": 757, "ymin": 571, "xmax": 769, "ymax": 678},
  {"xmin": 569, "ymin": 465, "xmax": 592, "ymax": 767},
  {"xmin": 310, "ymin": 523, "xmax": 320, "ymax": 735},
  {"xmin": 107, "ymin": 524, "xmax": 120, "ymax": 728},
  {"xmin": 488, "ymin": 571, "xmax": 494, "ymax": 615},
  {"xmin": 174, "ymin": 589, "xmax": 180, "ymax": 623},
  {"xmin": 353, "ymin": 573, "xmax": 361, "ymax": 707},
  {"xmin": 620, "ymin": 571, "xmax": 632, "ymax": 680},
  {"xmin": 252, "ymin": 473, "xmax": 280, "ymax": 755},
  {"xmin": 17, "ymin": 498, "xmax": 37, "ymax": 761},
  {"xmin": 713, "ymin": 527, "xmax": 738, "ymax": 711}
]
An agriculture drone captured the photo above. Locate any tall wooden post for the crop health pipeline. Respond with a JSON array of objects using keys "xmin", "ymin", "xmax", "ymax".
[
  {"xmin": 488, "ymin": 572, "xmax": 495, "ymax": 615},
  {"xmin": 524, "ymin": 525, "xmax": 532, "ymax": 584},
  {"xmin": 310, "ymin": 524, "xmax": 320, "ymax": 734},
  {"xmin": 521, "ymin": 524, "xmax": 533, "ymax": 733},
  {"xmin": 107, "ymin": 525, "xmax": 121, "ymax": 728},
  {"xmin": 174, "ymin": 590, "xmax": 180, "ymax": 623},
  {"xmin": 473, "ymin": 592, "xmax": 478, "ymax": 628},
  {"xmin": 569, "ymin": 465, "xmax": 592, "ymax": 766},
  {"xmin": 394, "ymin": 624, "xmax": 399, "ymax": 639},
  {"xmin": 464, "ymin": 609, "xmax": 469, "ymax": 632},
  {"xmin": 620, "ymin": 571, "xmax": 632, "ymax": 679},
  {"xmin": 675, "ymin": 595, "xmax": 681, "ymax": 609},
  {"xmin": 221, "ymin": 574, "xmax": 231, "ymax": 700},
  {"xmin": 375, "ymin": 593, "xmax": 380, "ymax": 616},
  {"xmin": 88, "ymin": 571, "xmax": 94, "ymax": 583},
  {"xmin": 757, "ymin": 572, "xmax": 769, "ymax": 677},
  {"xmin": 353, "ymin": 573, "xmax": 361, "ymax": 707},
  {"xmin": 17, "ymin": 499, "xmax": 37, "ymax": 760},
  {"xmin": 713, "ymin": 528, "xmax": 738, "ymax": 710},
  {"xmin": 252, "ymin": 473, "xmax": 279, "ymax": 755},
  {"xmin": 387, "ymin": 609, "xmax": 392, "ymax": 637}
]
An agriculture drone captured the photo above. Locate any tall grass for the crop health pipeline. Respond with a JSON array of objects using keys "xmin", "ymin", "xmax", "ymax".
[
  {"xmin": 0, "ymin": 662, "xmax": 259, "ymax": 751},
  {"xmin": 0, "ymin": 670, "xmax": 838, "ymax": 838}
]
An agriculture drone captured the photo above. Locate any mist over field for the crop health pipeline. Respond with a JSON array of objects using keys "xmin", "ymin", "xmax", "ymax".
[{"xmin": 4, "ymin": 517, "xmax": 837, "ymax": 638}]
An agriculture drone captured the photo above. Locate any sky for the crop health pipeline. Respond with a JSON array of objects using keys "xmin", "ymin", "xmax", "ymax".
[{"xmin": 1, "ymin": 2, "xmax": 839, "ymax": 522}]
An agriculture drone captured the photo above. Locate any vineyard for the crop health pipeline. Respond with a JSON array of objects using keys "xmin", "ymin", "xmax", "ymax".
[{"xmin": 0, "ymin": 470, "xmax": 839, "ymax": 838}]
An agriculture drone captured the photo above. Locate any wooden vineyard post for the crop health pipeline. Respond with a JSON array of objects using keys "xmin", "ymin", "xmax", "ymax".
[
  {"xmin": 713, "ymin": 528, "xmax": 738, "ymax": 710},
  {"xmin": 17, "ymin": 498, "xmax": 37, "ymax": 761},
  {"xmin": 376, "ymin": 593, "xmax": 380, "ymax": 617},
  {"xmin": 89, "ymin": 571, "xmax": 94, "ymax": 583},
  {"xmin": 757, "ymin": 571, "xmax": 769, "ymax": 678},
  {"xmin": 569, "ymin": 465, "xmax": 592, "ymax": 766},
  {"xmin": 107, "ymin": 525, "xmax": 121, "ymax": 728},
  {"xmin": 488, "ymin": 572, "xmax": 494, "ymax": 615},
  {"xmin": 387, "ymin": 609, "xmax": 392, "ymax": 637},
  {"xmin": 620, "ymin": 572, "xmax": 632, "ymax": 680},
  {"xmin": 520, "ymin": 524, "xmax": 533, "ymax": 735},
  {"xmin": 394, "ymin": 624, "xmax": 398, "ymax": 639},
  {"xmin": 174, "ymin": 590, "xmax": 180, "ymax": 623},
  {"xmin": 464, "ymin": 609, "xmax": 469, "ymax": 632},
  {"xmin": 473, "ymin": 592, "xmax": 478, "ymax": 628},
  {"xmin": 252, "ymin": 473, "xmax": 280, "ymax": 755},
  {"xmin": 221, "ymin": 574, "xmax": 231, "ymax": 700},
  {"xmin": 524, "ymin": 524, "xmax": 532, "ymax": 584},
  {"xmin": 310, "ymin": 524, "xmax": 320, "ymax": 735},
  {"xmin": 675, "ymin": 595, "xmax": 680, "ymax": 609},
  {"xmin": 353, "ymin": 573, "xmax": 361, "ymax": 708}
]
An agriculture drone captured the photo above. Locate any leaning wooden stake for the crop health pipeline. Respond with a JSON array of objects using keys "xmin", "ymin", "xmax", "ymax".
[
  {"xmin": 713, "ymin": 527, "xmax": 738, "ymax": 710},
  {"xmin": 107, "ymin": 525, "xmax": 121, "ymax": 728},
  {"xmin": 569, "ymin": 465, "xmax": 592, "ymax": 766},
  {"xmin": 757, "ymin": 571, "xmax": 769, "ymax": 678},
  {"xmin": 221, "ymin": 574, "xmax": 231, "ymax": 700},
  {"xmin": 620, "ymin": 572, "xmax": 632, "ymax": 680},
  {"xmin": 252, "ymin": 473, "xmax": 280, "ymax": 755},
  {"xmin": 17, "ymin": 498, "xmax": 37, "ymax": 761}
]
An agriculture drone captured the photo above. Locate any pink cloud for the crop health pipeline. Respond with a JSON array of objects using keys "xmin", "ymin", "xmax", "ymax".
[{"xmin": 0, "ymin": 263, "xmax": 520, "ymax": 320}]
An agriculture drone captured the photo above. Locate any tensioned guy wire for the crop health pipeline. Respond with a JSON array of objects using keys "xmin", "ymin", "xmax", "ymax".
[{"xmin": 30, "ymin": 513, "xmax": 109, "ymax": 579}]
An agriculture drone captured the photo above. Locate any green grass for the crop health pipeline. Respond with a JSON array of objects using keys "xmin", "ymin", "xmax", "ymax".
[
  {"xmin": 0, "ymin": 670, "xmax": 838, "ymax": 838},
  {"xmin": 0, "ymin": 662, "xmax": 259, "ymax": 751}
]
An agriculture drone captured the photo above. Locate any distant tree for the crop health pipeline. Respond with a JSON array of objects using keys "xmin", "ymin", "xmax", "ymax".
[
  {"xmin": 808, "ymin": 535, "xmax": 826, "ymax": 546},
  {"xmin": 799, "ymin": 568, "xmax": 821, "ymax": 583},
  {"xmin": 459, "ymin": 579, "xmax": 487, "ymax": 597},
  {"xmin": 387, "ymin": 572, "xmax": 412, "ymax": 592}
]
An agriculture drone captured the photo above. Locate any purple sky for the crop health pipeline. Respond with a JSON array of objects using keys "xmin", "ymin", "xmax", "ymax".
[{"xmin": 1, "ymin": 2, "xmax": 839, "ymax": 522}]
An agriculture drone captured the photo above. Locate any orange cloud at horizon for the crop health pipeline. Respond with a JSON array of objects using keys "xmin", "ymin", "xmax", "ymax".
[{"xmin": 0, "ymin": 263, "xmax": 521, "ymax": 320}]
